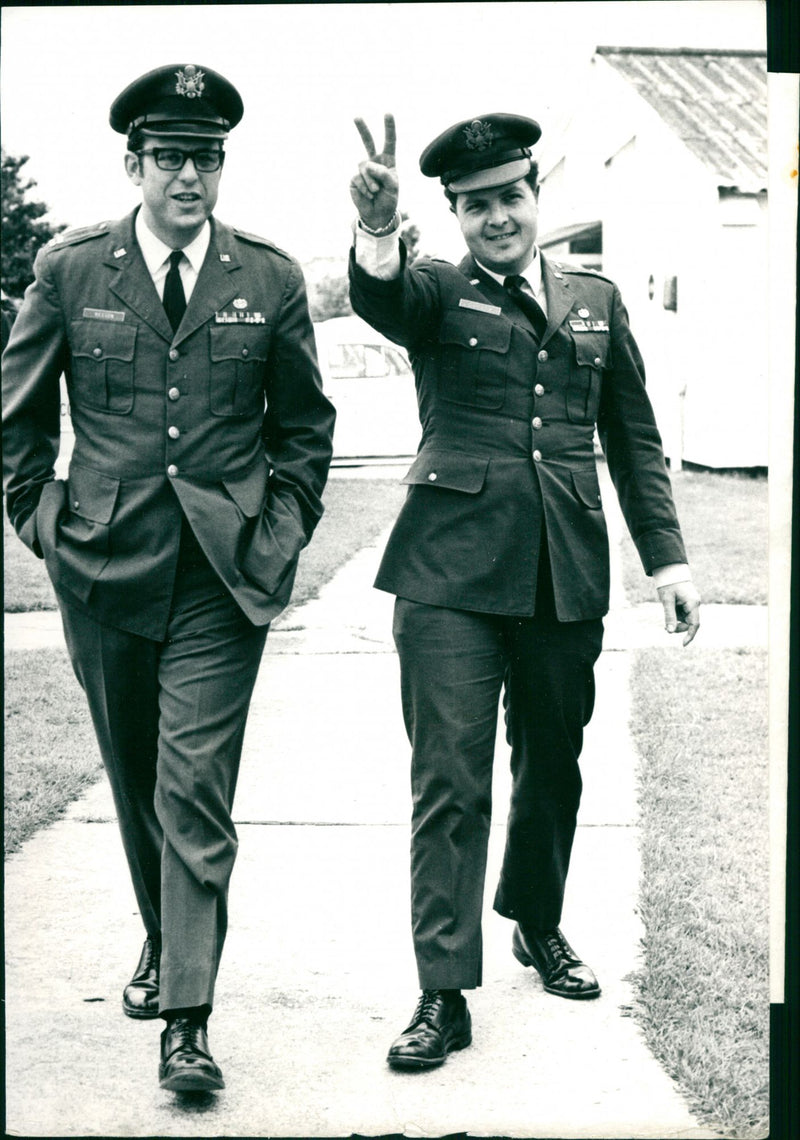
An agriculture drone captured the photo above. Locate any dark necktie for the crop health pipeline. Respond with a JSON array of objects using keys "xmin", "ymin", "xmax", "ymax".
[
  {"xmin": 504, "ymin": 274, "xmax": 547, "ymax": 342},
  {"xmin": 163, "ymin": 250, "xmax": 187, "ymax": 332}
]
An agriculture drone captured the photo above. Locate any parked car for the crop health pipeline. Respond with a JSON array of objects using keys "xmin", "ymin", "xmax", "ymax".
[{"xmin": 314, "ymin": 315, "xmax": 419, "ymax": 461}]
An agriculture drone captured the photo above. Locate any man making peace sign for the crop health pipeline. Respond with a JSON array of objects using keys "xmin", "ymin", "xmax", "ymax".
[{"xmin": 348, "ymin": 112, "xmax": 700, "ymax": 1070}]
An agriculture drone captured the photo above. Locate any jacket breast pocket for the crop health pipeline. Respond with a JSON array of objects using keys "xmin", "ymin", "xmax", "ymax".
[
  {"xmin": 209, "ymin": 325, "xmax": 271, "ymax": 416},
  {"xmin": 438, "ymin": 310, "xmax": 511, "ymax": 409},
  {"xmin": 69, "ymin": 320, "xmax": 137, "ymax": 414},
  {"xmin": 567, "ymin": 333, "xmax": 608, "ymax": 424}
]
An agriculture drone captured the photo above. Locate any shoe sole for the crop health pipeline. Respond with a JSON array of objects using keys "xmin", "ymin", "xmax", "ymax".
[
  {"xmin": 159, "ymin": 1070, "xmax": 225, "ymax": 1092},
  {"xmin": 386, "ymin": 1032, "xmax": 472, "ymax": 1070},
  {"xmin": 122, "ymin": 1003, "xmax": 161, "ymax": 1020},
  {"xmin": 512, "ymin": 941, "xmax": 601, "ymax": 1000}
]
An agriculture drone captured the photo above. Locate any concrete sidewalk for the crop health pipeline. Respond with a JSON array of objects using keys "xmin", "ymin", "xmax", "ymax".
[{"xmin": 3, "ymin": 505, "xmax": 759, "ymax": 1137}]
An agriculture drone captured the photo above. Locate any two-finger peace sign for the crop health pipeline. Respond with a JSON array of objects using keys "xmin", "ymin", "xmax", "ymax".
[
  {"xmin": 350, "ymin": 112, "xmax": 399, "ymax": 228},
  {"xmin": 354, "ymin": 113, "xmax": 397, "ymax": 169}
]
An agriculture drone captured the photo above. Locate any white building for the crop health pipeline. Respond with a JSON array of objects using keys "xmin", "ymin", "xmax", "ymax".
[{"xmin": 538, "ymin": 47, "xmax": 767, "ymax": 470}]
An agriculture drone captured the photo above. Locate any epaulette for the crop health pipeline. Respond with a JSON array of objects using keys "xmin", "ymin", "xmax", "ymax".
[
  {"xmin": 557, "ymin": 262, "xmax": 615, "ymax": 284},
  {"xmin": 232, "ymin": 228, "xmax": 291, "ymax": 259},
  {"xmin": 46, "ymin": 221, "xmax": 111, "ymax": 250}
]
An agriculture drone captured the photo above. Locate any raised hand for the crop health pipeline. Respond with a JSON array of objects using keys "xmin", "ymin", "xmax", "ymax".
[{"xmin": 350, "ymin": 113, "xmax": 399, "ymax": 231}]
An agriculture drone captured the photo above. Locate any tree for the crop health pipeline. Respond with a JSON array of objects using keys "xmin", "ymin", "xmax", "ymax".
[
  {"xmin": 400, "ymin": 212, "xmax": 422, "ymax": 265},
  {"xmin": 306, "ymin": 210, "xmax": 424, "ymax": 323},
  {"xmin": 308, "ymin": 274, "xmax": 353, "ymax": 323},
  {"xmin": 2, "ymin": 149, "xmax": 66, "ymax": 298}
]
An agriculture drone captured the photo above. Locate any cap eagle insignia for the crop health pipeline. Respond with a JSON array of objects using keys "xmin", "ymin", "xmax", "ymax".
[
  {"xmin": 175, "ymin": 65, "xmax": 205, "ymax": 99},
  {"xmin": 463, "ymin": 119, "xmax": 494, "ymax": 151}
]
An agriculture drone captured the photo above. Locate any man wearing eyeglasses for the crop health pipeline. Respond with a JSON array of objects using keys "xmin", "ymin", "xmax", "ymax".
[{"xmin": 2, "ymin": 64, "xmax": 335, "ymax": 1093}]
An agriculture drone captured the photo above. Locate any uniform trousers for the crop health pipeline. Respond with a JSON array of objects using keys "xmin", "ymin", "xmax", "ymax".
[
  {"xmin": 392, "ymin": 548, "xmax": 604, "ymax": 990},
  {"xmin": 59, "ymin": 519, "xmax": 269, "ymax": 1013}
]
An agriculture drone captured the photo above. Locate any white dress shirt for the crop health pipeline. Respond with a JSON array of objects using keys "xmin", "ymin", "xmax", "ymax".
[{"xmin": 134, "ymin": 210, "xmax": 210, "ymax": 303}]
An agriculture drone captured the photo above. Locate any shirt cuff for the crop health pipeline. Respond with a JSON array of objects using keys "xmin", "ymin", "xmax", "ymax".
[
  {"xmin": 652, "ymin": 563, "xmax": 692, "ymax": 589},
  {"xmin": 353, "ymin": 217, "xmax": 402, "ymax": 280}
]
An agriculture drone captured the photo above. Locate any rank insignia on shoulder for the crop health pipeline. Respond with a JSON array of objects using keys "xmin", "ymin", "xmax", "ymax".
[
  {"xmin": 113, "ymin": 248, "xmax": 127, "ymax": 259},
  {"xmin": 459, "ymin": 298, "xmax": 502, "ymax": 315},
  {"xmin": 219, "ymin": 253, "xmax": 231, "ymax": 262},
  {"xmin": 215, "ymin": 310, "xmax": 266, "ymax": 324}
]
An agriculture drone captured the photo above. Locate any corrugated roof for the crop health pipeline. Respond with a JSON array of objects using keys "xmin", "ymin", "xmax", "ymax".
[{"xmin": 595, "ymin": 47, "xmax": 767, "ymax": 188}]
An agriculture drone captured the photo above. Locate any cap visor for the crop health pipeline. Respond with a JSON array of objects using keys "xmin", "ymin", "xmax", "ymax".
[
  {"xmin": 139, "ymin": 125, "xmax": 229, "ymax": 140},
  {"xmin": 447, "ymin": 157, "xmax": 531, "ymax": 193}
]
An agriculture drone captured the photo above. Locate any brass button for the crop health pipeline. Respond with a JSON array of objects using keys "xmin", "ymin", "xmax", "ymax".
[
  {"xmin": 241, "ymin": 347, "xmax": 249, "ymax": 357},
  {"xmin": 428, "ymin": 472, "xmax": 438, "ymax": 481},
  {"xmin": 533, "ymin": 449, "xmax": 542, "ymax": 462},
  {"xmin": 168, "ymin": 387, "xmax": 180, "ymax": 401},
  {"xmin": 537, "ymin": 349, "xmax": 548, "ymax": 362},
  {"xmin": 167, "ymin": 464, "xmax": 179, "ymax": 477},
  {"xmin": 169, "ymin": 348, "xmax": 179, "ymax": 361},
  {"xmin": 532, "ymin": 416, "xmax": 542, "ymax": 430},
  {"xmin": 73, "ymin": 500, "xmax": 80, "ymax": 509},
  {"xmin": 168, "ymin": 426, "xmax": 180, "ymax": 439},
  {"xmin": 92, "ymin": 347, "xmax": 102, "ymax": 358},
  {"xmin": 594, "ymin": 356, "xmax": 602, "ymax": 367},
  {"xmin": 534, "ymin": 383, "xmax": 545, "ymax": 396},
  {"xmin": 468, "ymin": 337, "xmax": 478, "ymax": 347}
]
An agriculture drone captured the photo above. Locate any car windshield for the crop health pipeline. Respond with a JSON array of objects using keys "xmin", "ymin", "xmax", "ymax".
[{"xmin": 328, "ymin": 343, "xmax": 408, "ymax": 379}]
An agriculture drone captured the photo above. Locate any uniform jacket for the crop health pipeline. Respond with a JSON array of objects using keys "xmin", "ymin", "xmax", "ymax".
[
  {"xmin": 349, "ymin": 244, "xmax": 686, "ymax": 620},
  {"xmin": 2, "ymin": 209, "xmax": 335, "ymax": 639}
]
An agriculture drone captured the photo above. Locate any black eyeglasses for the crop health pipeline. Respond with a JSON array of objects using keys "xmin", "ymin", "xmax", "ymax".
[{"xmin": 137, "ymin": 147, "xmax": 225, "ymax": 172}]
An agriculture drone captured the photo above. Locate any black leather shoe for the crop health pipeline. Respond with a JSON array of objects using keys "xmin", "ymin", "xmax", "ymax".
[
  {"xmin": 513, "ymin": 924, "xmax": 601, "ymax": 999},
  {"xmin": 386, "ymin": 989, "xmax": 472, "ymax": 1070},
  {"xmin": 159, "ymin": 1017, "xmax": 225, "ymax": 1092},
  {"xmin": 122, "ymin": 935, "xmax": 161, "ymax": 1020}
]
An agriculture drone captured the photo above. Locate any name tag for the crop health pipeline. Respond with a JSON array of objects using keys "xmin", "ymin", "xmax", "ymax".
[
  {"xmin": 459, "ymin": 298, "xmax": 502, "ymax": 316},
  {"xmin": 214, "ymin": 310, "xmax": 266, "ymax": 324},
  {"xmin": 83, "ymin": 307, "xmax": 125, "ymax": 322},
  {"xmin": 569, "ymin": 319, "xmax": 609, "ymax": 332}
]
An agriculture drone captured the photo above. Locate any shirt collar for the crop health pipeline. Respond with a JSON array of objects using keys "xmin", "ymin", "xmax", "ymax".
[
  {"xmin": 475, "ymin": 247, "xmax": 543, "ymax": 295},
  {"xmin": 134, "ymin": 209, "xmax": 211, "ymax": 276}
]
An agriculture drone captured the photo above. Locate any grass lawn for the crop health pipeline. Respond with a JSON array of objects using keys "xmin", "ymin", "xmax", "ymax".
[
  {"xmin": 3, "ymin": 511, "xmax": 58, "ymax": 611},
  {"xmin": 629, "ymin": 646, "xmax": 769, "ymax": 1137},
  {"xmin": 3, "ymin": 476, "xmax": 407, "ymax": 857},
  {"xmin": 4, "ymin": 649, "xmax": 100, "ymax": 855},
  {"xmin": 619, "ymin": 468, "xmax": 767, "ymax": 605}
]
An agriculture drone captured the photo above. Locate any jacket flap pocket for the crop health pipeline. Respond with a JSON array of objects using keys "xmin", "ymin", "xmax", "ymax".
[
  {"xmin": 223, "ymin": 456, "xmax": 269, "ymax": 516},
  {"xmin": 440, "ymin": 311, "xmax": 511, "ymax": 354},
  {"xmin": 402, "ymin": 450, "xmax": 489, "ymax": 493},
  {"xmin": 67, "ymin": 464, "xmax": 120, "ymax": 523},
  {"xmin": 210, "ymin": 324, "xmax": 271, "ymax": 363},
  {"xmin": 573, "ymin": 333, "xmax": 609, "ymax": 369},
  {"xmin": 571, "ymin": 467, "xmax": 602, "ymax": 509},
  {"xmin": 70, "ymin": 320, "xmax": 137, "ymax": 361}
]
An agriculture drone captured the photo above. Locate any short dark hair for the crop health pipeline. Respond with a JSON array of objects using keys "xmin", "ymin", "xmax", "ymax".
[{"xmin": 444, "ymin": 160, "xmax": 539, "ymax": 211}]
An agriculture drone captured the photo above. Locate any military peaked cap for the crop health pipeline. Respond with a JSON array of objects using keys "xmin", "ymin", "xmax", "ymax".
[
  {"xmin": 110, "ymin": 63, "xmax": 244, "ymax": 139},
  {"xmin": 420, "ymin": 112, "xmax": 541, "ymax": 193}
]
